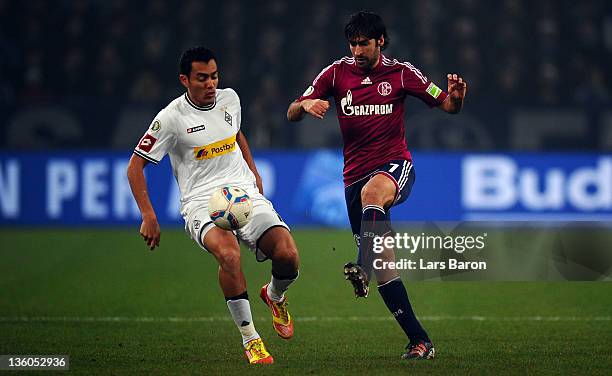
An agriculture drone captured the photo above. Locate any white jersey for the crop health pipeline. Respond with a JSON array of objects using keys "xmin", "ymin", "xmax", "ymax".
[{"xmin": 134, "ymin": 88, "xmax": 256, "ymax": 218}]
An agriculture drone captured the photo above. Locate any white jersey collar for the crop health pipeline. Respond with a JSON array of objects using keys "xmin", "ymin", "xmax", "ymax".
[{"xmin": 184, "ymin": 92, "xmax": 216, "ymax": 111}]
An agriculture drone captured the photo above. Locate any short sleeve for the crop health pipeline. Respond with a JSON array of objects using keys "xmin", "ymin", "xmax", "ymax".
[
  {"xmin": 296, "ymin": 62, "xmax": 335, "ymax": 102},
  {"xmin": 133, "ymin": 111, "xmax": 176, "ymax": 164},
  {"xmin": 401, "ymin": 62, "xmax": 448, "ymax": 108}
]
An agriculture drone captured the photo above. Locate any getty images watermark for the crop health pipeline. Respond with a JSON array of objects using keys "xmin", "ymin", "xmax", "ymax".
[{"xmin": 370, "ymin": 232, "xmax": 488, "ymax": 271}]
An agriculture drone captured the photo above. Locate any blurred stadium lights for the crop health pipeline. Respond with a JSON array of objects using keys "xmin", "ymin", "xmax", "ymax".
[{"xmin": 0, "ymin": 0, "xmax": 610, "ymax": 150}]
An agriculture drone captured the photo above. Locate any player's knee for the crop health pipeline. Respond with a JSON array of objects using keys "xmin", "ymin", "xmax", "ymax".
[
  {"xmin": 361, "ymin": 184, "xmax": 394, "ymax": 207},
  {"xmin": 273, "ymin": 241, "xmax": 300, "ymax": 270},
  {"xmin": 361, "ymin": 186, "xmax": 384, "ymax": 206},
  {"xmin": 285, "ymin": 247, "xmax": 300, "ymax": 270}
]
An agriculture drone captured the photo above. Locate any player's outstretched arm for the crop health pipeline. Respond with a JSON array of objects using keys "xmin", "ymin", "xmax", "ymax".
[
  {"xmin": 438, "ymin": 73, "xmax": 467, "ymax": 114},
  {"xmin": 127, "ymin": 154, "xmax": 161, "ymax": 250},
  {"xmin": 236, "ymin": 130, "xmax": 264, "ymax": 194},
  {"xmin": 287, "ymin": 99, "xmax": 330, "ymax": 121}
]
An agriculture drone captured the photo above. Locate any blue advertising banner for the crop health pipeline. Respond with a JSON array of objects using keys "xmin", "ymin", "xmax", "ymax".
[{"xmin": 1, "ymin": 151, "xmax": 611, "ymax": 226}]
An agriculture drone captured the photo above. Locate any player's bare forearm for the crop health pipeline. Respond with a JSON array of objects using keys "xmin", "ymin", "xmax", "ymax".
[
  {"xmin": 287, "ymin": 101, "xmax": 307, "ymax": 122},
  {"xmin": 287, "ymin": 99, "xmax": 330, "ymax": 121},
  {"xmin": 438, "ymin": 73, "xmax": 467, "ymax": 114},
  {"xmin": 236, "ymin": 131, "xmax": 263, "ymax": 194},
  {"xmin": 126, "ymin": 154, "xmax": 161, "ymax": 250},
  {"xmin": 127, "ymin": 155, "xmax": 156, "ymax": 218}
]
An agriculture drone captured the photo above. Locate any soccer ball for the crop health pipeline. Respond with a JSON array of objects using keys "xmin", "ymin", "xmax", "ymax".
[{"xmin": 208, "ymin": 186, "xmax": 253, "ymax": 230}]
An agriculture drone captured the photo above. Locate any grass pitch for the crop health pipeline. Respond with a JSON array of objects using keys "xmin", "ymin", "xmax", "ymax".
[{"xmin": 1, "ymin": 229, "xmax": 611, "ymax": 375}]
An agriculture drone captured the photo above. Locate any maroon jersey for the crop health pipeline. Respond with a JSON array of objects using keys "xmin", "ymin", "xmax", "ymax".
[{"xmin": 297, "ymin": 55, "xmax": 448, "ymax": 186}]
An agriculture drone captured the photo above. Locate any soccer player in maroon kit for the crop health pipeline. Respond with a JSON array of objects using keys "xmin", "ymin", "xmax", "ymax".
[{"xmin": 287, "ymin": 11, "xmax": 467, "ymax": 360}]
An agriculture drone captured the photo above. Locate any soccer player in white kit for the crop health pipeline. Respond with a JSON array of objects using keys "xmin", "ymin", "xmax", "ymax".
[{"xmin": 126, "ymin": 47, "xmax": 299, "ymax": 365}]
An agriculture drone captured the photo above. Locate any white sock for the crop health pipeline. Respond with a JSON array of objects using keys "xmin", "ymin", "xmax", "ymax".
[
  {"xmin": 226, "ymin": 298, "xmax": 260, "ymax": 346},
  {"xmin": 267, "ymin": 271, "xmax": 299, "ymax": 302}
]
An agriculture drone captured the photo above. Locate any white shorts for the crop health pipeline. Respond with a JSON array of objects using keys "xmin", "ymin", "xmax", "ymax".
[{"xmin": 184, "ymin": 188, "xmax": 289, "ymax": 262}]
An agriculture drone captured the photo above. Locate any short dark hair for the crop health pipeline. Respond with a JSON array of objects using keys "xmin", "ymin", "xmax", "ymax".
[
  {"xmin": 344, "ymin": 11, "xmax": 389, "ymax": 50},
  {"xmin": 179, "ymin": 46, "xmax": 216, "ymax": 76}
]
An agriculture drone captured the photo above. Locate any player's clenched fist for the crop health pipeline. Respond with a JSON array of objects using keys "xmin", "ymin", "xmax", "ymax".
[{"xmin": 302, "ymin": 99, "xmax": 330, "ymax": 119}]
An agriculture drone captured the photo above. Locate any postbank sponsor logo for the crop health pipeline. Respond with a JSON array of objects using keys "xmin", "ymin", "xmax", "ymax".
[{"xmin": 193, "ymin": 134, "xmax": 236, "ymax": 160}]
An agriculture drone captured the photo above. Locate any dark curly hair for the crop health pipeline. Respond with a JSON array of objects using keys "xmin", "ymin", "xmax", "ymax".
[
  {"xmin": 179, "ymin": 46, "xmax": 216, "ymax": 76},
  {"xmin": 344, "ymin": 11, "xmax": 389, "ymax": 50}
]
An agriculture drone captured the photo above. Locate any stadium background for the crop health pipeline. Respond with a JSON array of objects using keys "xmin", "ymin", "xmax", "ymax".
[{"xmin": 1, "ymin": 0, "xmax": 611, "ymax": 374}]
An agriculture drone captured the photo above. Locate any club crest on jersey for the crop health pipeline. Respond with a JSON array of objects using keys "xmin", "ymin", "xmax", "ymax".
[
  {"xmin": 225, "ymin": 111, "xmax": 232, "ymax": 126},
  {"xmin": 187, "ymin": 124, "xmax": 206, "ymax": 134},
  {"xmin": 340, "ymin": 90, "xmax": 393, "ymax": 116},
  {"xmin": 377, "ymin": 82, "xmax": 392, "ymax": 96},
  {"xmin": 361, "ymin": 76, "xmax": 372, "ymax": 85}
]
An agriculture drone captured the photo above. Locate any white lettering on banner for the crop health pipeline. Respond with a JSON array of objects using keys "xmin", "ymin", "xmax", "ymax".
[
  {"xmin": 0, "ymin": 160, "xmax": 20, "ymax": 218},
  {"xmin": 463, "ymin": 156, "xmax": 516, "ymax": 209},
  {"xmin": 520, "ymin": 169, "xmax": 564, "ymax": 209},
  {"xmin": 46, "ymin": 158, "xmax": 158, "ymax": 221},
  {"xmin": 463, "ymin": 156, "xmax": 612, "ymax": 211},
  {"xmin": 113, "ymin": 160, "xmax": 140, "ymax": 219},
  {"xmin": 568, "ymin": 160, "xmax": 612, "ymax": 210},
  {"xmin": 47, "ymin": 161, "xmax": 78, "ymax": 218},
  {"xmin": 82, "ymin": 160, "xmax": 109, "ymax": 219}
]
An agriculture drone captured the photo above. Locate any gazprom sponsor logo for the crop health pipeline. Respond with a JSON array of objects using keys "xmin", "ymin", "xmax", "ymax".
[
  {"xmin": 462, "ymin": 156, "xmax": 612, "ymax": 218},
  {"xmin": 340, "ymin": 90, "xmax": 393, "ymax": 116}
]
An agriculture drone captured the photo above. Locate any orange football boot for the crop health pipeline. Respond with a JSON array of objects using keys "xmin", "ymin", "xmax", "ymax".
[{"xmin": 260, "ymin": 283, "xmax": 294, "ymax": 339}]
